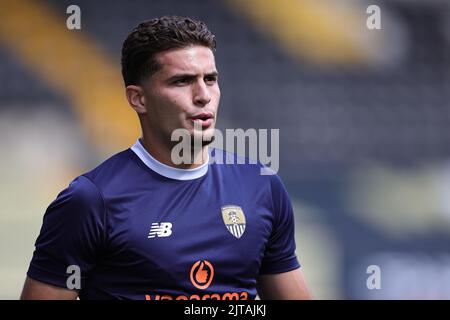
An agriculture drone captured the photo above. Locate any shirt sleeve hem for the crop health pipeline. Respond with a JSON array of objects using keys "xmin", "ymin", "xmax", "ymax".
[
  {"xmin": 259, "ymin": 257, "xmax": 301, "ymax": 275},
  {"xmin": 27, "ymin": 264, "xmax": 74, "ymax": 289}
]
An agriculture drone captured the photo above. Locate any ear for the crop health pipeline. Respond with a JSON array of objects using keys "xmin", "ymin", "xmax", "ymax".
[{"xmin": 125, "ymin": 85, "xmax": 147, "ymax": 114}]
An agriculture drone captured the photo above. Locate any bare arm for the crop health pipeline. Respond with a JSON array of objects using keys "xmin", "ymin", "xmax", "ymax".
[
  {"xmin": 256, "ymin": 268, "xmax": 312, "ymax": 300},
  {"xmin": 20, "ymin": 276, "xmax": 79, "ymax": 300}
]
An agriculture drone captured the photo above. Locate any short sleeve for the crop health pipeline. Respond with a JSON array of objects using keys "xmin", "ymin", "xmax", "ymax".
[
  {"xmin": 259, "ymin": 175, "xmax": 301, "ymax": 274},
  {"xmin": 27, "ymin": 175, "xmax": 106, "ymax": 288}
]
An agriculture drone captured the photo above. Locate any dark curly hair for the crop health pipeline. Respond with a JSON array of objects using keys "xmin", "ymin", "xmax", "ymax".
[{"xmin": 121, "ymin": 16, "xmax": 216, "ymax": 86}]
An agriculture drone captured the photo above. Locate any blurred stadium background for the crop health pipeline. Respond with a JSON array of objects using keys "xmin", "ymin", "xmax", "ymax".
[{"xmin": 1, "ymin": 0, "xmax": 450, "ymax": 299}]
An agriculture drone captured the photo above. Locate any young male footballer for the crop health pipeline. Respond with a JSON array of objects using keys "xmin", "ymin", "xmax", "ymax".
[{"xmin": 21, "ymin": 16, "xmax": 311, "ymax": 300}]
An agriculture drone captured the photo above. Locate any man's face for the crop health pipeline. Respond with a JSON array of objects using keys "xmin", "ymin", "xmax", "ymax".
[{"xmin": 141, "ymin": 45, "xmax": 220, "ymax": 146}]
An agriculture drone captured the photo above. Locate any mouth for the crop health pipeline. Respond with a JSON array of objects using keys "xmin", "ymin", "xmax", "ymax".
[{"xmin": 191, "ymin": 112, "xmax": 214, "ymax": 129}]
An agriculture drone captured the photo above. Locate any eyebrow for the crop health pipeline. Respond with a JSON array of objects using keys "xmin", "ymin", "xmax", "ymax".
[{"xmin": 166, "ymin": 71, "xmax": 219, "ymax": 82}]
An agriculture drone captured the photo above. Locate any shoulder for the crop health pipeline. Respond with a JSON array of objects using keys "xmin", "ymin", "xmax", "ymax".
[
  {"xmin": 209, "ymin": 148, "xmax": 290, "ymax": 203},
  {"xmin": 43, "ymin": 175, "xmax": 105, "ymax": 231},
  {"xmin": 47, "ymin": 150, "xmax": 133, "ymax": 210},
  {"xmin": 50, "ymin": 175, "xmax": 104, "ymax": 211},
  {"xmin": 83, "ymin": 149, "xmax": 135, "ymax": 182},
  {"xmin": 209, "ymin": 148, "xmax": 282, "ymax": 184}
]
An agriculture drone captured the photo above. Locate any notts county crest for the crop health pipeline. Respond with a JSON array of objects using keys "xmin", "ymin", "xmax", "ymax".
[{"xmin": 221, "ymin": 205, "xmax": 246, "ymax": 239}]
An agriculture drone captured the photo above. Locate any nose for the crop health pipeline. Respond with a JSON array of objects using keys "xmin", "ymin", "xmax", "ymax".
[{"xmin": 193, "ymin": 80, "xmax": 211, "ymax": 107}]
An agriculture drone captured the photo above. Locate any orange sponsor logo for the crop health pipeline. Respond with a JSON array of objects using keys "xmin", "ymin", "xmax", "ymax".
[
  {"xmin": 145, "ymin": 292, "xmax": 249, "ymax": 300},
  {"xmin": 190, "ymin": 260, "xmax": 214, "ymax": 290},
  {"xmin": 144, "ymin": 259, "xmax": 250, "ymax": 300}
]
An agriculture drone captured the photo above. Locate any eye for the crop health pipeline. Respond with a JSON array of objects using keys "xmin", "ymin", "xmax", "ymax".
[
  {"xmin": 174, "ymin": 78, "xmax": 190, "ymax": 85},
  {"xmin": 204, "ymin": 76, "xmax": 217, "ymax": 85}
]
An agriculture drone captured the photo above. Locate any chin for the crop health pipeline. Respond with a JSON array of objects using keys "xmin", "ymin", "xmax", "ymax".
[
  {"xmin": 191, "ymin": 128, "xmax": 215, "ymax": 147},
  {"xmin": 202, "ymin": 127, "xmax": 216, "ymax": 140}
]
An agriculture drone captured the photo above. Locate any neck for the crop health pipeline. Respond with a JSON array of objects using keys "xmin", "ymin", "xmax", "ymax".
[{"xmin": 141, "ymin": 132, "xmax": 209, "ymax": 169}]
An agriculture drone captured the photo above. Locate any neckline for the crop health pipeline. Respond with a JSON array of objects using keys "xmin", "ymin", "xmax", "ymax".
[{"xmin": 130, "ymin": 139, "xmax": 209, "ymax": 180}]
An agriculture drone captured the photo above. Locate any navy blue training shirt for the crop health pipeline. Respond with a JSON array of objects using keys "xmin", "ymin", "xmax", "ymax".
[{"xmin": 27, "ymin": 139, "xmax": 300, "ymax": 300}]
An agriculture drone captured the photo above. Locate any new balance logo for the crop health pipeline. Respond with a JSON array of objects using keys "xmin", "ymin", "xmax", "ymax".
[{"xmin": 148, "ymin": 222, "xmax": 173, "ymax": 238}]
